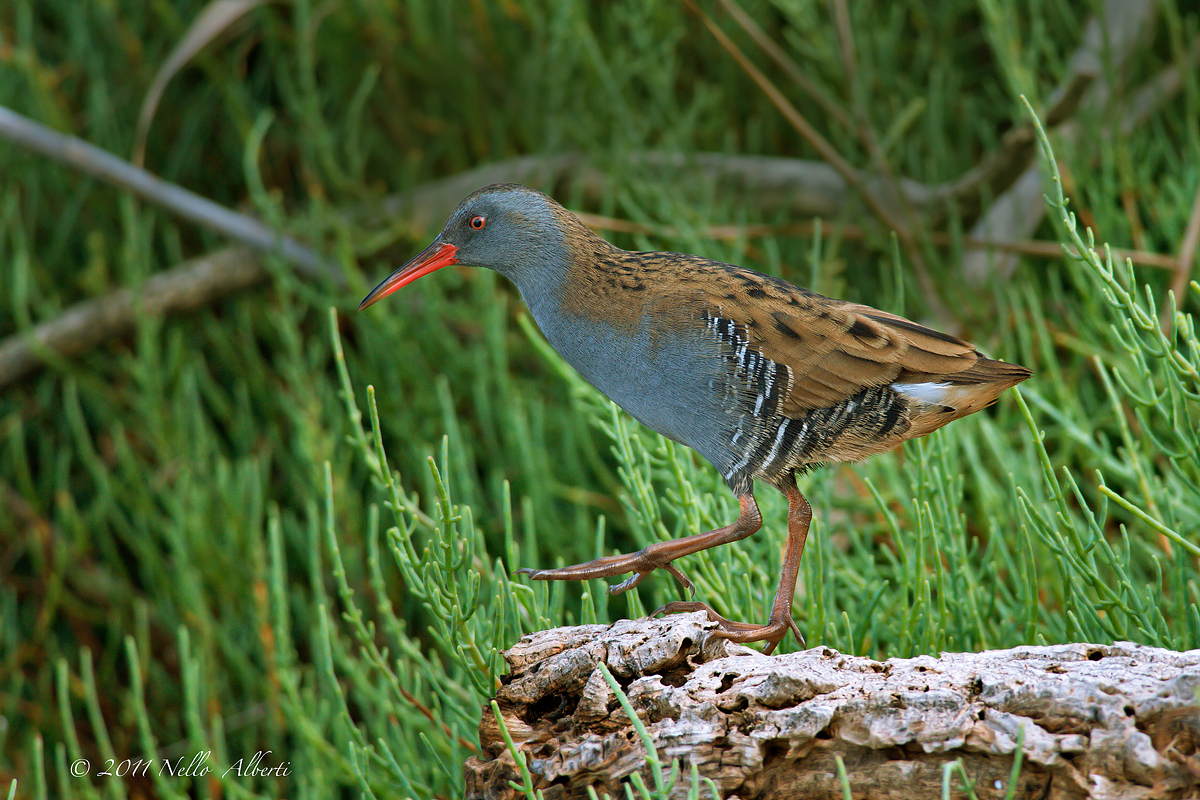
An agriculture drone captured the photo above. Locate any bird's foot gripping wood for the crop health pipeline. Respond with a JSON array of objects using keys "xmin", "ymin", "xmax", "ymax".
[
  {"xmin": 651, "ymin": 601, "xmax": 803, "ymax": 655},
  {"xmin": 518, "ymin": 481, "xmax": 813, "ymax": 654}
]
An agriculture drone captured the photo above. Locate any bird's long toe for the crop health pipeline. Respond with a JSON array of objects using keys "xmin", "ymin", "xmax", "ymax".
[
  {"xmin": 516, "ymin": 548, "xmax": 696, "ymax": 595},
  {"xmin": 515, "ymin": 551, "xmax": 639, "ymax": 581}
]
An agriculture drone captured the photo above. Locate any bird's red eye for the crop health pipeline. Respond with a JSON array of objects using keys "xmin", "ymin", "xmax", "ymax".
[{"xmin": 469, "ymin": 215, "xmax": 486, "ymax": 230}]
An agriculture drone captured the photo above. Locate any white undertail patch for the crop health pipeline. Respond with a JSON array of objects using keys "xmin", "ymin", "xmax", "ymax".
[{"xmin": 892, "ymin": 381, "xmax": 953, "ymax": 406}]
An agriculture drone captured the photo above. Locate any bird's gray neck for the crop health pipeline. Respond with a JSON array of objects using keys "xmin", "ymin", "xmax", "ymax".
[{"xmin": 495, "ymin": 261, "xmax": 566, "ymax": 326}]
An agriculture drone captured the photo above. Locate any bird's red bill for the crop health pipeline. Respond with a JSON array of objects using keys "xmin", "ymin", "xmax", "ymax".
[{"xmin": 358, "ymin": 241, "xmax": 460, "ymax": 310}]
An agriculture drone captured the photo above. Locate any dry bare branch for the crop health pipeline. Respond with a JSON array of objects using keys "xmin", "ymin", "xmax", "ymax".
[
  {"xmin": 0, "ymin": 105, "xmax": 333, "ymax": 281},
  {"xmin": 0, "ymin": 247, "xmax": 268, "ymax": 386}
]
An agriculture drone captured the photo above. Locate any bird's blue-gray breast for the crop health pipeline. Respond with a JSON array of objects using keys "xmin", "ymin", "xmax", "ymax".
[
  {"xmin": 506, "ymin": 273, "xmax": 739, "ymax": 476},
  {"xmin": 513, "ymin": 286, "xmax": 791, "ymax": 493}
]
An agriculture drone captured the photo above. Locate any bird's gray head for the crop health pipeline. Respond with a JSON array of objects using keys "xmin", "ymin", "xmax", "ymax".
[
  {"xmin": 446, "ymin": 184, "xmax": 565, "ymax": 270},
  {"xmin": 359, "ymin": 184, "xmax": 576, "ymax": 310}
]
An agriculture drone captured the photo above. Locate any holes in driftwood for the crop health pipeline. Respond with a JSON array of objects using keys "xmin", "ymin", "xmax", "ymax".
[
  {"xmin": 761, "ymin": 738, "xmax": 792, "ymax": 764},
  {"xmin": 644, "ymin": 641, "xmax": 697, "ymax": 688},
  {"xmin": 522, "ymin": 692, "xmax": 577, "ymax": 724}
]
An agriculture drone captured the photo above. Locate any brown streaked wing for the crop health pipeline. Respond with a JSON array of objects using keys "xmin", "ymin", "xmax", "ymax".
[
  {"xmin": 693, "ymin": 288, "xmax": 897, "ymax": 415},
  {"xmin": 714, "ymin": 289, "xmax": 982, "ymax": 416},
  {"xmin": 850, "ymin": 306, "xmax": 979, "ymax": 384}
]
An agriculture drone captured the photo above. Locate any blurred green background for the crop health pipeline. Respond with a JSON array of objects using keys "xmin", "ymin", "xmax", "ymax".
[{"xmin": 2, "ymin": 1, "xmax": 1198, "ymax": 798}]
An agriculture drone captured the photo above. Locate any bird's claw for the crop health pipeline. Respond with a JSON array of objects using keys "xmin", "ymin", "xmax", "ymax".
[{"xmin": 651, "ymin": 600, "xmax": 802, "ymax": 654}]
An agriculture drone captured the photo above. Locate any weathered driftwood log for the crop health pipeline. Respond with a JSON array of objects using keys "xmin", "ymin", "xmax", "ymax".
[{"xmin": 466, "ymin": 613, "xmax": 1200, "ymax": 800}]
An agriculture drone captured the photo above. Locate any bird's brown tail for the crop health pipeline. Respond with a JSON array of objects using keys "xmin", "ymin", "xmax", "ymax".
[{"xmin": 906, "ymin": 356, "xmax": 1031, "ymax": 437}]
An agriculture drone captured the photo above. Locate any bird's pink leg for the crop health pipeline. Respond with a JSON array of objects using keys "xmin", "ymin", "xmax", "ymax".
[
  {"xmin": 655, "ymin": 479, "xmax": 809, "ymax": 654},
  {"xmin": 517, "ymin": 493, "xmax": 763, "ymax": 596}
]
